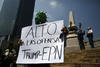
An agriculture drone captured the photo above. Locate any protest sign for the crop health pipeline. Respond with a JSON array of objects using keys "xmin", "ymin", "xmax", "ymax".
[{"xmin": 16, "ymin": 20, "xmax": 64, "ymax": 64}]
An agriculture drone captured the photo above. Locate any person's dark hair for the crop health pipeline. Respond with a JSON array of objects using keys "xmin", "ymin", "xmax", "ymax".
[{"xmin": 8, "ymin": 42, "xmax": 13, "ymax": 49}]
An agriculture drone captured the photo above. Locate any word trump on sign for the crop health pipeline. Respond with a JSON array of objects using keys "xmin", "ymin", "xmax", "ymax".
[{"xmin": 16, "ymin": 20, "xmax": 64, "ymax": 64}]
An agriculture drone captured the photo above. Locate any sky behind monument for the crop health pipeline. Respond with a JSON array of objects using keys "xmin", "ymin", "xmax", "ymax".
[
  {"xmin": 33, "ymin": 0, "xmax": 100, "ymax": 40},
  {"xmin": 0, "ymin": 0, "xmax": 100, "ymax": 40}
]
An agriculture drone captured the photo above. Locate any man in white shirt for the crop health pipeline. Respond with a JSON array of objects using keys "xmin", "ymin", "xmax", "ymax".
[{"xmin": 87, "ymin": 27, "xmax": 94, "ymax": 48}]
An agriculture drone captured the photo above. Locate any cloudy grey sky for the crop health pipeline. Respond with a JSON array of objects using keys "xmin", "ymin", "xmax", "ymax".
[{"xmin": 33, "ymin": 0, "xmax": 100, "ymax": 40}]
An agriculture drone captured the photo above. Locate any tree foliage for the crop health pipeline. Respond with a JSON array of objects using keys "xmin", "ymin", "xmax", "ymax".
[{"xmin": 35, "ymin": 11, "xmax": 47, "ymax": 24}]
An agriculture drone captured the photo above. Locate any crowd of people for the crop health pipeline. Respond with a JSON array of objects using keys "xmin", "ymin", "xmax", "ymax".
[
  {"xmin": 59, "ymin": 23, "xmax": 94, "ymax": 50},
  {"xmin": 77, "ymin": 23, "xmax": 94, "ymax": 50}
]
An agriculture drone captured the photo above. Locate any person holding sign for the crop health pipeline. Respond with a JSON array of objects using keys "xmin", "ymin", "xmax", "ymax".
[{"xmin": 18, "ymin": 39, "xmax": 28, "ymax": 67}]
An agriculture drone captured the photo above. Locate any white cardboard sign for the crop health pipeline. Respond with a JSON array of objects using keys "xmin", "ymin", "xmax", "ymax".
[{"xmin": 16, "ymin": 20, "xmax": 64, "ymax": 64}]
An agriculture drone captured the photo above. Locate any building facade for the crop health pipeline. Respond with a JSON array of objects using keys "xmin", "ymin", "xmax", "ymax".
[{"xmin": 0, "ymin": 0, "xmax": 35, "ymax": 50}]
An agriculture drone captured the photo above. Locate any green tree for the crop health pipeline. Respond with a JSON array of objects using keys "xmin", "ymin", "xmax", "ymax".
[{"xmin": 35, "ymin": 11, "xmax": 47, "ymax": 24}]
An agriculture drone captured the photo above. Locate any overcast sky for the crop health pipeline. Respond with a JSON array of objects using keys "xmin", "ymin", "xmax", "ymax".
[
  {"xmin": 33, "ymin": 0, "xmax": 100, "ymax": 40},
  {"xmin": 0, "ymin": 0, "xmax": 100, "ymax": 40}
]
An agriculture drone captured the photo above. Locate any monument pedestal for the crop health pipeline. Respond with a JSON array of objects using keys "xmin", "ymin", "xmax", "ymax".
[{"xmin": 65, "ymin": 31, "xmax": 80, "ymax": 53}]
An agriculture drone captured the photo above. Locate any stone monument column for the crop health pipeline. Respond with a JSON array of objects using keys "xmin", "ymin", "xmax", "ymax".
[{"xmin": 65, "ymin": 11, "xmax": 80, "ymax": 53}]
